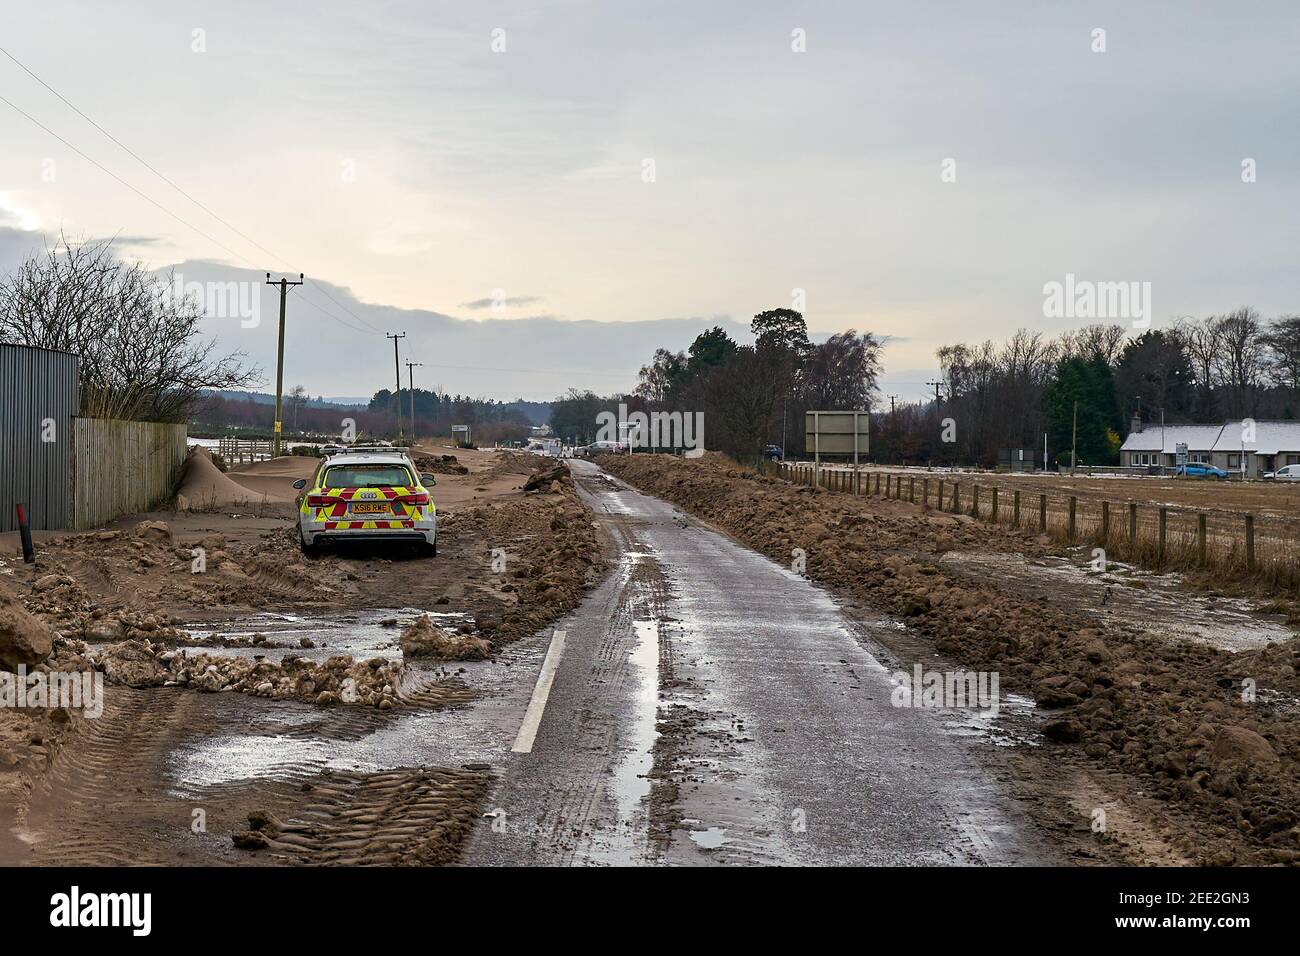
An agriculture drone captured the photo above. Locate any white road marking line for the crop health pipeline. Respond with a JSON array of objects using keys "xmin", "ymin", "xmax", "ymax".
[{"xmin": 511, "ymin": 629, "xmax": 567, "ymax": 754}]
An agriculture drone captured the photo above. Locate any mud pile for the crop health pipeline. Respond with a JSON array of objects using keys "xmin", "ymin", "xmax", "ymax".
[
  {"xmin": 602, "ymin": 453, "xmax": 1300, "ymax": 865},
  {"xmin": 400, "ymin": 615, "xmax": 491, "ymax": 660},
  {"xmin": 87, "ymin": 638, "xmax": 411, "ymax": 709},
  {"xmin": 442, "ymin": 473, "xmax": 603, "ymax": 646},
  {"xmin": 14, "ymin": 521, "xmax": 336, "ymax": 622},
  {"xmin": 414, "ymin": 454, "xmax": 469, "ymax": 476},
  {"xmin": 0, "ymin": 579, "xmax": 54, "ymax": 670}
]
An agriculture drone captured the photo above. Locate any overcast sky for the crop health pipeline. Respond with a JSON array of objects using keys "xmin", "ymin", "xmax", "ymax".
[{"xmin": 3, "ymin": 1, "xmax": 1299, "ymax": 402}]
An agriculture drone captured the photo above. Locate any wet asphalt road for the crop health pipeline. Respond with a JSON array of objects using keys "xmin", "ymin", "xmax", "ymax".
[{"xmin": 465, "ymin": 460, "xmax": 1058, "ymax": 866}]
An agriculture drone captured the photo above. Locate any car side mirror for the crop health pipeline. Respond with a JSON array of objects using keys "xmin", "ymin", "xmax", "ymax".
[
  {"xmin": 292, "ymin": 478, "xmax": 307, "ymax": 489},
  {"xmin": 421, "ymin": 473, "xmax": 437, "ymax": 485}
]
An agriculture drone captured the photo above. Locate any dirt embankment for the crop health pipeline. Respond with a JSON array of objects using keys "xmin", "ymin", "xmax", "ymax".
[{"xmin": 602, "ymin": 453, "xmax": 1300, "ymax": 866}]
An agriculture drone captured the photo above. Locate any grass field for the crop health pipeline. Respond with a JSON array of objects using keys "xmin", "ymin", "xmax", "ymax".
[{"xmin": 781, "ymin": 461, "xmax": 1300, "ymax": 591}]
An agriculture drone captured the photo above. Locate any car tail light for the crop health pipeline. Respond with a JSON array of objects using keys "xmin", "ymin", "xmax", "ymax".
[
  {"xmin": 396, "ymin": 492, "xmax": 429, "ymax": 506},
  {"xmin": 308, "ymin": 494, "xmax": 341, "ymax": 508}
]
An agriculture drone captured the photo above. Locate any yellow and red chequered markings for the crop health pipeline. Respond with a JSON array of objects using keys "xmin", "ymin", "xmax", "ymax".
[{"xmin": 306, "ymin": 484, "xmax": 427, "ymax": 530}]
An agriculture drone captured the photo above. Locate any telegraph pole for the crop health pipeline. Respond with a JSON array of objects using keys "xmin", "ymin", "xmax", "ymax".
[
  {"xmin": 386, "ymin": 332, "xmax": 406, "ymax": 441},
  {"xmin": 405, "ymin": 360, "xmax": 423, "ymax": 443},
  {"xmin": 266, "ymin": 272, "xmax": 304, "ymax": 456},
  {"xmin": 1071, "ymin": 400, "xmax": 1078, "ymax": 475},
  {"xmin": 926, "ymin": 380, "xmax": 944, "ymax": 410}
]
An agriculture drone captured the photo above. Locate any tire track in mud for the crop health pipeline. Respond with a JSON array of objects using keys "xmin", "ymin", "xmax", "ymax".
[
  {"xmin": 18, "ymin": 681, "xmax": 488, "ymax": 866},
  {"xmin": 253, "ymin": 767, "xmax": 490, "ymax": 866}
]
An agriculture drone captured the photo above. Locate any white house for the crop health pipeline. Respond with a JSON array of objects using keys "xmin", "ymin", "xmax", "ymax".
[{"xmin": 1120, "ymin": 419, "xmax": 1300, "ymax": 477}]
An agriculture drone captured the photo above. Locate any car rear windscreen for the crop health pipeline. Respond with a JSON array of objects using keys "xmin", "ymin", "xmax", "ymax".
[{"xmin": 324, "ymin": 464, "xmax": 413, "ymax": 487}]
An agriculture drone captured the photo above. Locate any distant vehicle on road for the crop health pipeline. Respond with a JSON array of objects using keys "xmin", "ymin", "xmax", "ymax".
[
  {"xmin": 584, "ymin": 440, "xmax": 626, "ymax": 455},
  {"xmin": 1175, "ymin": 463, "xmax": 1229, "ymax": 480},
  {"xmin": 1264, "ymin": 464, "xmax": 1300, "ymax": 480},
  {"xmin": 763, "ymin": 444, "xmax": 783, "ymax": 461},
  {"xmin": 293, "ymin": 447, "xmax": 438, "ymax": 555}
]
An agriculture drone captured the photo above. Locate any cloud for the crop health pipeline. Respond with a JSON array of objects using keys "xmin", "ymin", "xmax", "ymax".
[{"xmin": 459, "ymin": 295, "xmax": 545, "ymax": 311}]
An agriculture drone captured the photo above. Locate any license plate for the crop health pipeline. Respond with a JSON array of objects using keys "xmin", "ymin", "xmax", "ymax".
[{"xmin": 351, "ymin": 502, "xmax": 389, "ymax": 514}]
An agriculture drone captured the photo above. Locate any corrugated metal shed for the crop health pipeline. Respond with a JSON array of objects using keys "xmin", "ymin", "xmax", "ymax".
[{"xmin": 0, "ymin": 342, "xmax": 80, "ymax": 531}]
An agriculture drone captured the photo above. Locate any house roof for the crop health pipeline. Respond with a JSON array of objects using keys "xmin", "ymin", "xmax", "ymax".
[
  {"xmin": 1121, "ymin": 424, "xmax": 1225, "ymax": 454},
  {"xmin": 1212, "ymin": 420, "xmax": 1300, "ymax": 455},
  {"xmin": 1122, "ymin": 420, "xmax": 1300, "ymax": 455}
]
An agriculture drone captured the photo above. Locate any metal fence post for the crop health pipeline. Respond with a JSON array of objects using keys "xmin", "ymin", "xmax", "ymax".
[
  {"xmin": 1039, "ymin": 493, "xmax": 1047, "ymax": 532},
  {"xmin": 1013, "ymin": 490, "xmax": 1020, "ymax": 526},
  {"xmin": 1129, "ymin": 502, "xmax": 1137, "ymax": 544},
  {"xmin": 1068, "ymin": 496, "xmax": 1077, "ymax": 540},
  {"xmin": 1197, "ymin": 513, "xmax": 1206, "ymax": 566},
  {"xmin": 1101, "ymin": 500, "xmax": 1109, "ymax": 542}
]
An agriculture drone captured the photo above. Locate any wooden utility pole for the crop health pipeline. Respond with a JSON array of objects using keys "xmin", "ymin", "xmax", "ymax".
[
  {"xmin": 386, "ymin": 332, "xmax": 407, "ymax": 441},
  {"xmin": 1070, "ymin": 400, "xmax": 1078, "ymax": 475},
  {"xmin": 405, "ymin": 360, "xmax": 423, "ymax": 443},
  {"xmin": 266, "ymin": 272, "xmax": 304, "ymax": 456}
]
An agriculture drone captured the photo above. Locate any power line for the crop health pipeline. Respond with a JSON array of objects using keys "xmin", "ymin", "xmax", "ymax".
[{"xmin": 0, "ymin": 45, "xmax": 384, "ymax": 336}]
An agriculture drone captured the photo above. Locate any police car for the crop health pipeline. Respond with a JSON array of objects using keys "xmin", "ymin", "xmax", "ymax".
[{"xmin": 292, "ymin": 446, "xmax": 438, "ymax": 555}]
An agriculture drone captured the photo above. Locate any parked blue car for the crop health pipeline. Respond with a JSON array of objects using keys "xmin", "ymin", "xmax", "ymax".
[
  {"xmin": 1176, "ymin": 463, "xmax": 1229, "ymax": 479},
  {"xmin": 763, "ymin": 444, "xmax": 784, "ymax": 461}
]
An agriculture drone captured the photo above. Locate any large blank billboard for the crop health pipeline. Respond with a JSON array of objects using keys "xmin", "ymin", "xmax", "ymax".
[{"xmin": 805, "ymin": 410, "xmax": 870, "ymax": 456}]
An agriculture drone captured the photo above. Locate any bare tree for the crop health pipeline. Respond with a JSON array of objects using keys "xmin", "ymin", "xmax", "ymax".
[
  {"xmin": 634, "ymin": 348, "xmax": 686, "ymax": 404},
  {"xmin": 1262, "ymin": 315, "xmax": 1300, "ymax": 392},
  {"xmin": 288, "ymin": 384, "xmax": 308, "ymax": 430},
  {"xmin": 1172, "ymin": 316, "xmax": 1223, "ymax": 420},
  {"xmin": 1211, "ymin": 308, "xmax": 1265, "ymax": 418},
  {"xmin": 1059, "ymin": 323, "xmax": 1128, "ymax": 365},
  {"xmin": 0, "ymin": 236, "xmax": 259, "ymax": 421}
]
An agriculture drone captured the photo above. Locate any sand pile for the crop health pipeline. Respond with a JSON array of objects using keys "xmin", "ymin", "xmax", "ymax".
[{"xmin": 176, "ymin": 447, "xmax": 265, "ymax": 510}]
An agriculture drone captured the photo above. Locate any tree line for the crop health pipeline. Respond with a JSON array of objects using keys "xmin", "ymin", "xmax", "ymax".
[
  {"xmin": 878, "ymin": 311, "xmax": 1300, "ymax": 468},
  {"xmin": 550, "ymin": 308, "xmax": 882, "ymax": 462}
]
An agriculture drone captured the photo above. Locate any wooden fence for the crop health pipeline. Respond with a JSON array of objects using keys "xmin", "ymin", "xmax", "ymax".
[
  {"xmin": 776, "ymin": 461, "xmax": 1298, "ymax": 586},
  {"xmin": 72, "ymin": 418, "xmax": 188, "ymax": 530},
  {"xmin": 217, "ymin": 437, "xmax": 274, "ymax": 464}
]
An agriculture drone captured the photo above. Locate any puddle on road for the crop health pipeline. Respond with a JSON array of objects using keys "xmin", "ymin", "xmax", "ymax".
[
  {"xmin": 688, "ymin": 826, "xmax": 732, "ymax": 850},
  {"xmin": 942, "ymin": 551, "xmax": 1295, "ymax": 652},
  {"xmin": 164, "ymin": 611, "xmax": 550, "ymax": 796},
  {"xmin": 179, "ymin": 607, "xmax": 473, "ymax": 663},
  {"xmin": 937, "ymin": 693, "xmax": 1040, "ymax": 748},
  {"xmin": 611, "ymin": 618, "xmax": 660, "ymax": 824}
]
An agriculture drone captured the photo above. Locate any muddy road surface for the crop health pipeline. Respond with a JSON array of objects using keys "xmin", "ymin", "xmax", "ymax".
[{"xmin": 465, "ymin": 461, "xmax": 1058, "ymax": 865}]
